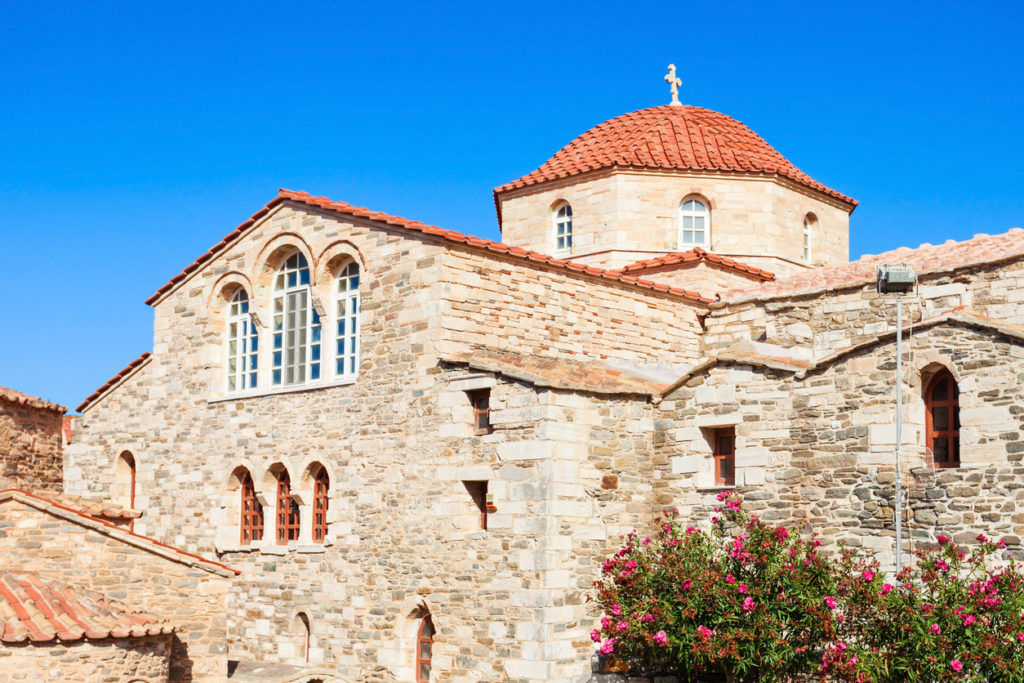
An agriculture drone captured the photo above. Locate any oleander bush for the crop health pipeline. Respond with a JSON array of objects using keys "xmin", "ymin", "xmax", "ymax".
[{"xmin": 591, "ymin": 492, "xmax": 1024, "ymax": 682}]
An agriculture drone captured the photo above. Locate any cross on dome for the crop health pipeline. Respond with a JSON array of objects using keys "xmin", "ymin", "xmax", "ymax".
[{"xmin": 664, "ymin": 64, "xmax": 682, "ymax": 106}]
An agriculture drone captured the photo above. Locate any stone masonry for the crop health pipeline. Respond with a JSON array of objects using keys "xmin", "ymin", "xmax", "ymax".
[{"xmin": 0, "ymin": 386, "xmax": 65, "ymax": 493}]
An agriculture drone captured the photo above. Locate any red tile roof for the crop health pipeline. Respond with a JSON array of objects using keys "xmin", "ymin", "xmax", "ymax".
[
  {"xmin": 612, "ymin": 248, "xmax": 775, "ymax": 281},
  {"xmin": 144, "ymin": 189, "xmax": 714, "ymax": 308},
  {"xmin": 0, "ymin": 386, "xmax": 66, "ymax": 414},
  {"xmin": 76, "ymin": 352, "xmax": 151, "ymax": 413},
  {"xmin": 0, "ymin": 489, "xmax": 239, "ymax": 577},
  {"xmin": 724, "ymin": 228, "xmax": 1024, "ymax": 304},
  {"xmin": 493, "ymin": 105, "xmax": 857, "ymax": 209},
  {"xmin": 444, "ymin": 348, "xmax": 668, "ymax": 396},
  {"xmin": 0, "ymin": 571, "xmax": 175, "ymax": 643}
]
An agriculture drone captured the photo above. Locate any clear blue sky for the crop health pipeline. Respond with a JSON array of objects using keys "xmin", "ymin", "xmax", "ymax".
[{"xmin": 2, "ymin": 1, "xmax": 1022, "ymax": 410}]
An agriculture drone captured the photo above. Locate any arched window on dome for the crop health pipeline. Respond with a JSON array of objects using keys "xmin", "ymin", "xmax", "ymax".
[
  {"xmin": 334, "ymin": 260, "xmax": 360, "ymax": 379},
  {"xmin": 272, "ymin": 252, "xmax": 321, "ymax": 386},
  {"xmin": 679, "ymin": 198, "xmax": 710, "ymax": 248},
  {"xmin": 925, "ymin": 368, "xmax": 960, "ymax": 469},
  {"xmin": 553, "ymin": 202, "xmax": 573, "ymax": 252},
  {"xmin": 803, "ymin": 213, "xmax": 818, "ymax": 263},
  {"xmin": 227, "ymin": 288, "xmax": 258, "ymax": 392}
]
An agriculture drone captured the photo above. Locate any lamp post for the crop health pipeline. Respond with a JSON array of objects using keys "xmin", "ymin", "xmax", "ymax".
[{"xmin": 877, "ymin": 264, "xmax": 916, "ymax": 573}]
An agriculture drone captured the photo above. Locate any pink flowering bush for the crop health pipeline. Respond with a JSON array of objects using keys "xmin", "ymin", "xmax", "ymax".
[
  {"xmin": 591, "ymin": 491, "xmax": 842, "ymax": 680},
  {"xmin": 591, "ymin": 492, "xmax": 1024, "ymax": 681}
]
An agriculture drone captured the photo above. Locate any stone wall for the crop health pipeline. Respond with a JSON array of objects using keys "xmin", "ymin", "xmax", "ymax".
[
  {"xmin": 655, "ymin": 322, "xmax": 1024, "ymax": 570},
  {"xmin": 0, "ymin": 392, "xmax": 64, "ymax": 493},
  {"xmin": 497, "ymin": 169, "xmax": 850, "ymax": 274},
  {"xmin": 0, "ymin": 501, "xmax": 231, "ymax": 681},
  {"xmin": 0, "ymin": 635, "xmax": 172, "ymax": 683}
]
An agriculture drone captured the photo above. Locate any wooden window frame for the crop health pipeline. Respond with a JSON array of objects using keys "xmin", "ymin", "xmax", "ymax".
[
  {"xmin": 276, "ymin": 471, "xmax": 300, "ymax": 544},
  {"xmin": 713, "ymin": 427, "xmax": 736, "ymax": 486},
  {"xmin": 925, "ymin": 369, "xmax": 960, "ymax": 469},
  {"xmin": 312, "ymin": 468, "xmax": 329, "ymax": 543},
  {"xmin": 416, "ymin": 615, "xmax": 435, "ymax": 682},
  {"xmin": 469, "ymin": 389, "xmax": 492, "ymax": 435},
  {"xmin": 240, "ymin": 472, "xmax": 264, "ymax": 544}
]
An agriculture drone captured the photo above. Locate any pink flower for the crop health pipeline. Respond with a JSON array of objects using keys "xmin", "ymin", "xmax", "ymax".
[
  {"xmin": 716, "ymin": 491, "xmax": 730, "ymax": 501},
  {"xmin": 600, "ymin": 639, "xmax": 615, "ymax": 655},
  {"xmin": 824, "ymin": 596, "xmax": 837, "ymax": 609},
  {"xmin": 930, "ymin": 624, "xmax": 941, "ymax": 635},
  {"xmin": 977, "ymin": 534, "xmax": 989, "ymax": 543},
  {"xmin": 950, "ymin": 659, "xmax": 963, "ymax": 672},
  {"xmin": 737, "ymin": 584, "xmax": 749, "ymax": 594},
  {"xmin": 726, "ymin": 498, "xmax": 742, "ymax": 511},
  {"xmin": 725, "ymin": 573, "xmax": 736, "ymax": 584},
  {"xmin": 642, "ymin": 537, "xmax": 650, "ymax": 546},
  {"xmin": 681, "ymin": 580, "xmax": 691, "ymax": 590},
  {"xmin": 879, "ymin": 583, "xmax": 893, "ymax": 596},
  {"xmin": 616, "ymin": 620, "xmax": 628, "ymax": 632},
  {"xmin": 611, "ymin": 604, "xmax": 621, "ymax": 616},
  {"xmin": 775, "ymin": 527, "xmax": 790, "ymax": 540},
  {"xmin": 937, "ymin": 534, "xmax": 949, "ymax": 545},
  {"xmin": 1017, "ymin": 632, "xmax": 1024, "ymax": 643},
  {"xmin": 641, "ymin": 614, "xmax": 654, "ymax": 623},
  {"xmin": 962, "ymin": 614, "xmax": 976, "ymax": 627},
  {"xmin": 697, "ymin": 625, "xmax": 713, "ymax": 639},
  {"xmin": 654, "ymin": 630, "xmax": 667, "ymax": 645},
  {"xmin": 601, "ymin": 617, "xmax": 610, "ymax": 629},
  {"xmin": 590, "ymin": 629, "xmax": 601, "ymax": 642},
  {"xmin": 861, "ymin": 570, "xmax": 875, "ymax": 581},
  {"xmin": 743, "ymin": 597, "xmax": 756, "ymax": 611},
  {"xmin": 663, "ymin": 524, "xmax": 671, "ymax": 533}
]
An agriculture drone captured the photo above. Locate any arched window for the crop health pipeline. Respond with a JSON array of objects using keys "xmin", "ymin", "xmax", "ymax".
[
  {"xmin": 334, "ymin": 261, "xmax": 360, "ymax": 378},
  {"xmin": 679, "ymin": 198, "xmax": 710, "ymax": 247},
  {"xmin": 297, "ymin": 612, "xmax": 311, "ymax": 664},
  {"xmin": 925, "ymin": 369, "xmax": 960, "ymax": 468},
  {"xmin": 803, "ymin": 214, "xmax": 818, "ymax": 263},
  {"xmin": 227, "ymin": 288, "xmax": 259, "ymax": 392},
  {"xmin": 416, "ymin": 615, "xmax": 435, "ymax": 682},
  {"xmin": 553, "ymin": 203, "xmax": 572, "ymax": 252},
  {"xmin": 117, "ymin": 452, "xmax": 136, "ymax": 531},
  {"xmin": 240, "ymin": 472, "xmax": 264, "ymax": 544},
  {"xmin": 276, "ymin": 470, "xmax": 300, "ymax": 544},
  {"xmin": 312, "ymin": 467, "xmax": 329, "ymax": 543},
  {"xmin": 272, "ymin": 252, "xmax": 321, "ymax": 386}
]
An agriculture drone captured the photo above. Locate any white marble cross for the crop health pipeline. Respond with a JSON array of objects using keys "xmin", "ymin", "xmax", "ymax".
[{"xmin": 664, "ymin": 64, "xmax": 682, "ymax": 106}]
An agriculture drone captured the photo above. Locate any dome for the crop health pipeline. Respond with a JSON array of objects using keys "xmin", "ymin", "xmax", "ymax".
[{"xmin": 494, "ymin": 105, "xmax": 856, "ymax": 207}]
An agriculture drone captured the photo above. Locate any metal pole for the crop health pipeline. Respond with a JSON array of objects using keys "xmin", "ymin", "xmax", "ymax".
[{"xmin": 895, "ymin": 297, "xmax": 903, "ymax": 574}]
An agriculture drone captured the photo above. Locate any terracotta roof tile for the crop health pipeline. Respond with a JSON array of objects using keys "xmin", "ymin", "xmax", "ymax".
[
  {"xmin": 0, "ymin": 489, "xmax": 239, "ymax": 577},
  {"xmin": 444, "ymin": 348, "xmax": 667, "ymax": 396},
  {"xmin": 0, "ymin": 386, "xmax": 66, "ymax": 414},
  {"xmin": 144, "ymin": 190, "xmax": 714, "ymax": 308},
  {"xmin": 724, "ymin": 228, "xmax": 1024, "ymax": 303},
  {"xmin": 76, "ymin": 352, "xmax": 151, "ymax": 413},
  {"xmin": 494, "ymin": 106, "xmax": 857, "ymax": 209},
  {"xmin": 0, "ymin": 571, "xmax": 176, "ymax": 643},
  {"xmin": 612, "ymin": 248, "xmax": 775, "ymax": 281}
]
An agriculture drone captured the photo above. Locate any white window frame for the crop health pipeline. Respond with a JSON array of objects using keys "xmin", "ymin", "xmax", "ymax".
[
  {"xmin": 803, "ymin": 215, "xmax": 816, "ymax": 263},
  {"xmin": 679, "ymin": 198, "xmax": 710, "ymax": 248},
  {"xmin": 333, "ymin": 261, "xmax": 361, "ymax": 380},
  {"xmin": 226, "ymin": 289, "xmax": 258, "ymax": 392},
  {"xmin": 553, "ymin": 202, "xmax": 573, "ymax": 253},
  {"xmin": 272, "ymin": 252, "xmax": 322, "ymax": 387}
]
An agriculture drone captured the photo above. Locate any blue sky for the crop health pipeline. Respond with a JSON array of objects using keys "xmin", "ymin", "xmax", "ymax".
[{"xmin": 2, "ymin": 1, "xmax": 1023, "ymax": 409}]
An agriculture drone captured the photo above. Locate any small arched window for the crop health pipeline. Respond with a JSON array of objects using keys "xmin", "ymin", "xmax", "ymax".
[
  {"xmin": 227, "ymin": 288, "xmax": 258, "ymax": 392},
  {"xmin": 117, "ymin": 452, "xmax": 136, "ymax": 531},
  {"xmin": 335, "ymin": 261, "xmax": 360, "ymax": 378},
  {"xmin": 679, "ymin": 199, "xmax": 710, "ymax": 247},
  {"xmin": 240, "ymin": 472, "xmax": 264, "ymax": 544},
  {"xmin": 925, "ymin": 369, "xmax": 960, "ymax": 468},
  {"xmin": 553, "ymin": 203, "xmax": 573, "ymax": 252},
  {"xmin": 803, "ymin": 214, "xmax": 818, "ymax": 263},
  {"xmin": 416, "ymin": 615, "xmax": 435, "ymax": 682},
  {"xmin": 312, "ymin": 467, "xmax": 329, "ymax": 543},
  {"xmin": 297, "ymin": 612, "xmax": 311, "ymax": 664},
  {"xmin": 276, "ymin": 470, "xmax": 300, "ymax": 544},
  {"xmin": 272, "ymin": 252, "xmax": 321, "ymax": 386}
]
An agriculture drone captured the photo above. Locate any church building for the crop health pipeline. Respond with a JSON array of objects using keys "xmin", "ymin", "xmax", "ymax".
[{"xmin": 62, "ymin": 70, "xmax": 1024, "ymax": 682}]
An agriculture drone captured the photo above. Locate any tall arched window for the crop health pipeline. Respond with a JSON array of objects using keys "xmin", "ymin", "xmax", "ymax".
[
  {"xmin": 227, "ymin": 288, "xmax": 259, "ymax": 392},
  {"xmin": 803, "ymin": 214, "xmax": 818, "ymax": 263},
  {"xmin": 276, "ymin": 470, "xmax": 300, "ymax": 544},
  {"xmin": 679, "ymin": 198, "xmax": 710, "ymax": 247},
  {"xmin": 272, "ymin": 252, "xmax": 321, "ymax": 386},
  {"xmin": 240, "ymin": 472, "xmax": 264, "ymax": 543},
  {"xmin": 312, "ymin": 467, "xmax": 329, "ymax": 543},
  {"xmin": 117, "ymin": 452, "xmax": 136, "ymax": 531},
  {"xmin": 297, "ymin": 612, "xmax": 311, "ymax": 664},
  {"xmin": 335, "ymin": 261, "xmax": 360, "ymax": 378},
  {"xmin": 553, "ymin": 203, "xmax": 572, "ymax": 252},
  {"xmin": 925, "ymin": 369, "xmax": 960, "ymax": 468},
  {"xmin": 416, "ymin": 615, "xmax": 435, "ymax": 682}
]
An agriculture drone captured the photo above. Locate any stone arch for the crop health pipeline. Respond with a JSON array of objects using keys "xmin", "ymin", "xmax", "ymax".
[
  {"xmin": 292, "ymin": 611, "xmax": 312, "ymax": 664},
  {"xmin": 252, "ymin": 233, "xmax": 317, "ymax": 294},
  {"xmin": 316, "ymin": 240, "xmax": 366, "ymax": 288},
  {"xmin": 384, "ymin": 595, "xmax": 437, "ymax": 681},
  {"xmin": 207, "ymin": 271, "xmax": 254, "ymax": 314},
  {"xmin": 682, "ymin": 190, "xmax": 716, "ymax": 211}
]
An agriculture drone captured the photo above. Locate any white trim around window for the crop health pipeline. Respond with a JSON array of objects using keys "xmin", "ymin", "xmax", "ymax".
[{"xmin": 679, "ymin": 198, "xmax": 710, "ymax": 248}]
